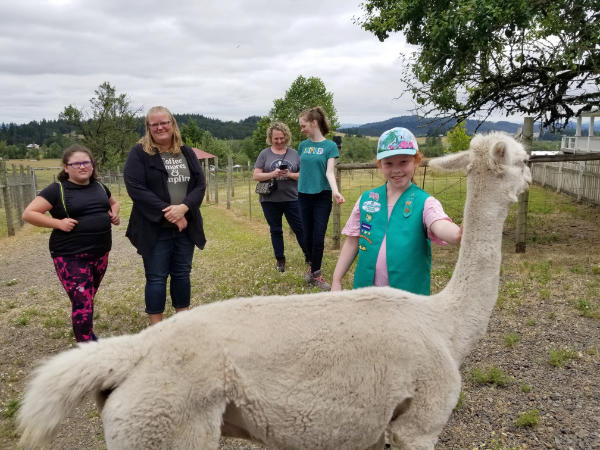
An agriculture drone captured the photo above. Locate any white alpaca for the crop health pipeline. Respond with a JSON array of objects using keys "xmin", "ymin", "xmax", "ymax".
[{"xmin": 17, "ymin": 132, "xmax": 531, "ymax": 450}]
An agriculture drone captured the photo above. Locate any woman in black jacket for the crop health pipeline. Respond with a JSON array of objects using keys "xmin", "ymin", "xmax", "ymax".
[{"xmin": 124, "ymin": 106, "xmax": 206, "ymax": 325}]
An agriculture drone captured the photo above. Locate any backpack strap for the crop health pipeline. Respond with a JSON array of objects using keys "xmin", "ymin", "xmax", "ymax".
[
  {"xmin": 95, "ymin": 181, "xmax": 110, "ymax": 198},
  {"xmin": 55, "ymin": 181, "xmax": 69, "ymax": 218}
]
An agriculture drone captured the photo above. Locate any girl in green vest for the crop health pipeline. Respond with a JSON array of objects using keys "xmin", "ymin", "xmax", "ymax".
[{"xmin": 331, "ymin": 127, "xmax": 461, "ymax": 294}]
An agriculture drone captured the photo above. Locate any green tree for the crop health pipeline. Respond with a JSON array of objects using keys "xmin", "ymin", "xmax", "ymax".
[
  {"xmin": 360, "ymin": 0, "xmax": 600, "ymax": 129},
  {"xmin": 251, "ymin": 75, "xmax": 339, "ymax": 159},
  {"xmin": 59, "ymin": 82, "xmax": 140, "ymax": 168},
  {"xmin": 180, "ymin": 120, "xmax": 206, "ymax": 147},
  {"xmin": 446, "ymin": 122, "xmax": 471, "ymax": 153},
  {"xmin": 338, "ymin": 135, "xmax": 377, "ymax": 162},
  {"xmin": 249, "ymin": 116, "xmax": 272, "ymax": 162},
  {"xmin": 420, "ymin": 135, "xmax": 445, "ymax": 157}
]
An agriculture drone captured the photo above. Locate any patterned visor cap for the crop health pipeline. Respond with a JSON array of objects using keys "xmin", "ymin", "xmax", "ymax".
[{"xmin": 376, "ymin": 127, "xmax": 418, "ymax": 160}]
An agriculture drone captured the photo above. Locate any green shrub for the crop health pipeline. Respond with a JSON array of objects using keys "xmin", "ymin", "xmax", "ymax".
[
  {"xmin": 549, "ymin": 347, "xmax": 577, "ymax": 367},
  {"xmin": 471, "ymin": 366, "xmax": 513, "ymax": 387},
  {"xmin": 514, "ymin": 409, "xmax": 540, "ymax": 427}
]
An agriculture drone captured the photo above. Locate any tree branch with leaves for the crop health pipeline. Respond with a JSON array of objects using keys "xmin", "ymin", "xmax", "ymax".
[{"xmin": 360, "ymin": 0, "xmax": 600, "ymax": 129}]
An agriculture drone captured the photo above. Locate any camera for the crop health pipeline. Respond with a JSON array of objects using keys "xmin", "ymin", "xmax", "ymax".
[{"xmin": 279, "ymin": 164, "xmax": 288, "ymax": 170}]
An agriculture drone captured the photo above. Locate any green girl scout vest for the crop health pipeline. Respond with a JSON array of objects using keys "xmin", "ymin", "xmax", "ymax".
[{"xmin": 353, "ymin": 182, "xmax": 432, "ymax": 295}]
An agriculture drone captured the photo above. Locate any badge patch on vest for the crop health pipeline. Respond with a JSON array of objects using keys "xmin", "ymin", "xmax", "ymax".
[
  {"xmin": 403, "ymin": 193, "xmax": 416, "ymax": 217},
  {"xmin": 362, "ymin": 200, "xmax": 381, "ymax": 213},
  {"xmin": 365, "ymin": 213, "xmax": 373, "ymax": 223},
  {"xmin": 360, "ymin": 222, "xmax": 371, "ymax": 232},
  {"xmin": 369, "ymin": 192, "xmax": 379, "ymax": 201}
]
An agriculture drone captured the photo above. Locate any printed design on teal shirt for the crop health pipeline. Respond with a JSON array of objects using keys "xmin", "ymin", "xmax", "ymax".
[{"xmin": 303, "ymin": 146, "xmax": 325, "ymax": 155}]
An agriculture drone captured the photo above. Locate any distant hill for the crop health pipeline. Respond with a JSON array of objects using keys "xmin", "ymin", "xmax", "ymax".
[
  {"xmin": 339, "ymin": 115, "xmax": 521, "ymax": 137},
  {"xmin": 0, "ymin": 114, "xmax": 261, "ymax": 147},
  {"xmin": 174, "ymin": 114, "xmax": 260, "ymax": 140}
]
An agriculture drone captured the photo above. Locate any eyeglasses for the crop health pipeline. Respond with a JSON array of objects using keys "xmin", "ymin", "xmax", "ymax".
[
  {"xmin": 148, "ymin": 120, "xmax": 172, "ymax": 129},
  {"xmin": 67, "ymin": 161, "xmax": 93, "ymax": 169}
]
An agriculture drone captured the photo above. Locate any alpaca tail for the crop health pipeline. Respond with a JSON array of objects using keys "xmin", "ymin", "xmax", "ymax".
[{"xmin": 17, "ymin": 334, "xmax": 145, "ymax": 448}]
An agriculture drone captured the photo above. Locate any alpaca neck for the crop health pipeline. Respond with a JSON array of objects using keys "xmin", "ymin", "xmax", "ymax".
[{"xmin": 439, "ymin": 177, "xmax": 509, "ymax": 363}]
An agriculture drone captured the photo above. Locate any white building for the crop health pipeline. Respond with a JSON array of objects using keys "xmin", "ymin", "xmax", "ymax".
[{"xmin": 561, "ymin": 112, "xmax": 600, "ymax": 153}]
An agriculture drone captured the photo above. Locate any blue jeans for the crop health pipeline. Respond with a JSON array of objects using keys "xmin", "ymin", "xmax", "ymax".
[
  {"xmin": 260, "ymin": 200, "xmax": 307, "ymax": 261},
  {"xmin": 142, "ymin": 228, "xmax": 195, "ymax": 314},
  {"xmin": 298, "ymin": 191, "xmax": 332, "ymax": 272}
]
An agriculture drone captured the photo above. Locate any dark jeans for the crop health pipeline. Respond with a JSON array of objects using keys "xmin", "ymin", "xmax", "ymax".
[
  {"xmin": 260, "ymin": 200, "xmax": 307, "ymax": 261},
  {"xmin": 298, "ymin": 191, "xmax": 332, "ymax": 272},
  {"xmin": 142, "ymin": 228, "xmax": 195, "ymax": 314}
]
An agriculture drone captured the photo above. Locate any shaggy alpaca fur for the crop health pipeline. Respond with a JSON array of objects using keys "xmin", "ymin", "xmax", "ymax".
[{"xmin": 17, "ymin": 133, "xmax": 531, "ymax": 450}]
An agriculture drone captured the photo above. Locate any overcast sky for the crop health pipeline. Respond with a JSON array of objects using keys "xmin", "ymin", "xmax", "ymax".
[
  {"xmin": 0, "ymin": 0, "xmax": 420, "ymax": 126},
  {"xmin": 2, "ymin": 0, "xmax": 518, "ymax": 127}
]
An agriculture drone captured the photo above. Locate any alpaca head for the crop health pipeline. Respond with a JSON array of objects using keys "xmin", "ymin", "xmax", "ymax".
[{"xmin": 429, "ymin": 132, "xmax": 532, "ymax": 204}]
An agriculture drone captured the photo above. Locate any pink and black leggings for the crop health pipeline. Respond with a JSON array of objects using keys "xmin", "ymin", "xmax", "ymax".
[{"xmin": 52, "ymin": 252, "xmax": 109, "ymax": 342}]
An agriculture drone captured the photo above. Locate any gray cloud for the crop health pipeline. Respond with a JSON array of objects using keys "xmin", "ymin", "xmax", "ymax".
[{"xmin": 1, "ymin": 0, "xmax": 435, "ymax": 125}]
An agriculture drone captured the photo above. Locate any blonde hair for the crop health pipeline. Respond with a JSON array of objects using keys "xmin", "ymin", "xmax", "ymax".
[
  {"xmin": 299, "ymin": 106, "xmax": 330, "ymax": 135},
  {"xmin": 140, "ymin": 106, "xmax": 184, "ymax": 155},
  {"xmin": 266, "ymin": 121, "xmax": 292, "ymax": 146}
]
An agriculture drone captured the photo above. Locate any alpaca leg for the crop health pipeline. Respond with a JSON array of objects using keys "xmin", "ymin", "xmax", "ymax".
[
  {"xmin": 387, "ymin": 378, "xmax": 460, "ymax": 450},
  {"xmin": 365, "ymin": 432, "xmax": 385, "ymax": 450},
  {"xmin": 101, "ymin": 376, "xmax": 226, "ymax": 450},
  {"xmin": 104, "ymin": 399, "xmax": 225, "ymax": 450},
  {"xmin": 171, "ymin": 408, "xmax": 224, "ymax": 450}
]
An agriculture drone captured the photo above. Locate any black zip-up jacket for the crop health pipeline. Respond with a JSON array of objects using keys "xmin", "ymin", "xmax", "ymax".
[{"xmin": 123, "ymin": 144, "xmax": 206, "ymax": 256}]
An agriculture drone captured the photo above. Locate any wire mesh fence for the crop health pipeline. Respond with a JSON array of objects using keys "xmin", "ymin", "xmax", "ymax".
[
  {"xmin": 201, "ymin": 163, "xmax": 598, "ymax": 251},
  {"xmin": 2, "ymin": 158, "xmax": 599, "ymax": 249}
]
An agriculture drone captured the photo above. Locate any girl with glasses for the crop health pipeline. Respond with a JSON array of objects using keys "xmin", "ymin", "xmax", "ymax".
[{"xmin": 22, "ymin": 144, "xmax": 120, "ymax": 342}]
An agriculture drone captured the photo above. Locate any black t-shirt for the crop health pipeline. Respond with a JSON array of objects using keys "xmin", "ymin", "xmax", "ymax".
[{"xmin": 39, "ymin": 180, "xmax": 112, "ymax": 257}]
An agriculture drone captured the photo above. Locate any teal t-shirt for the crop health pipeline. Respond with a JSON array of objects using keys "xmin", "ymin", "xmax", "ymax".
[{"xmin": 298, "ymin": 139, "xmax": 339, "ymax": 194}]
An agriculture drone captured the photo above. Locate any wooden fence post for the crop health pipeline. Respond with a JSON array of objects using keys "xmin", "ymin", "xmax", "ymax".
[
  {"xmin": 22, "ymin": 165, "xmax": 33, "ymax": 203},
  {"xmin": 117, "ymin": 165, "xmax": 121, "ymax": 196},
  {"xmin": 12, "ymin": 165, "xmax": 25, "ymax": 226},
  {"xmin": 214, "ymin": 157, "xmax": 219, "ymax": 204},
  {"xmin": 515, "ymin": 117, "xmax": 534, "ymax": 253},
  {"xmin": 248, "ymin": 174, "xmax": 252, "ymax": 218},
  {"xmin": 31, "ymin": 168, "xmax": 38, "ymax": 196},
  {"xmin": 203, "ymin": 160, "xmax": 210, "ymax": 203},
  {"xmin": 1, "ymin": 161, "xmax": 15, "ymax": 236},
  {"xmin": 226, "ymin": 155, "xmax": 232, "ymax": 209}
]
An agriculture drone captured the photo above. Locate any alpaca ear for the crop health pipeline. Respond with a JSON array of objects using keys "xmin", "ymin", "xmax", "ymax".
[
  {"xmin": 428, "ymin": 151, "xmax": 471, "ymax": 172},
  {"xmin": 490, "ymin": 141, "xmax": 508, "ymax": 164}
]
